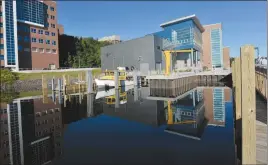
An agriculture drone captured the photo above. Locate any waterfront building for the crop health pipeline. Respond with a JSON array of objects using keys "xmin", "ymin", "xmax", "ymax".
[
  {"xmin": 202, "ymin": 23, "xmax": 230, "ymax": 69},
  {"xmin": 1, "ymin": 0, "xmax": 60, "ymax": 70},
  {"xmin": 101, "ymin": 15, "xmax": 206, "ymax": 72}
]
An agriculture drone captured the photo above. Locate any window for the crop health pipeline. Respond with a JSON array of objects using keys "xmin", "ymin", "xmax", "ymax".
[
  {"xmin": 32, "ymin": 47, "xmax": 38, "ymax": 52},
  {"xmin": 50, "ymin": 6, "xmax": 55, "ymax": 11},
  {"xmin": 38, "ymin": 30, "xmax": 43, "ymax": 34},
  {"xmin": 0, "ymin": 12, "xmax": 2, "ymax": 17},
  {"xmin": 46, "ymin": 40, "xmax": 50, "ymax": 44},
  {"xmin": 18, "ymin": 45, "xmax": 23, "ymax": 51},
  {"xmin": 52, "ymin": 49, "xmax": 57, "ymax": 54},
  {"xmin": 18, "ymin": 36, "xmax": 22, "ymax": 41},
  {"xmin": 51, "ymin": 24, "xmax": 55, "ymax": 28},
  {"xmin": 156, "ymin": 46, "xmax": 160, "ymax": 50},
  {"xmin": 31, "ymin": 28, "xmax": 36, "ymax": 33},
  {"xmin": 39, "ymin": 48, "xmax": 44, "ymax": 53},
  {"xmin": 0, "ymin": 34, "xmax": 2, "ymax": 38},
  {"xmin": 39, "ymin": 39, "xmax": 43, "ymax": 43},
  {"xmin": 52, "ymin": 32, "xmax": 56, "ymax": 36},
  {"xmin": 0, "ymin": 23, "xmax": 2, "ymax": 27},
  {"xmin": 45, "ymin": 31, "xmax": 50, "ymax": 35},
  {"xmin": 52, "ymin": 41, "xmax": 56, "ymax": 45},
  {"xmin": 50, "ymin": 15, "xmax": 55, "ymax": 20},
  {"xmin": 46, "ymin": 49, "xmax": 51, "ymax": 53},
  {"xmin": 24, "ymin": 36, "xmax": 29, "ymax": 42},
  {"xmin": 0, "ymin": 44, "xmax": 4, "ymax": 49},
  {"xmin": 24, "ymin": 26, "xmax": 30, "ymax": 33},
  {"xmin": 24, "ymin": 48, "xmax": 30, "ymax": 52},
  {"xmin": 31, "ymin": 38, "xmax": 37, "ymax": 43}
]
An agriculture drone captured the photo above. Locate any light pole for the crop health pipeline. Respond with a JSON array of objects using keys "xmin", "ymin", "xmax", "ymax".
[{"xmin": 138, "ymin": 56, "xmax": 142, "ymax": 71}]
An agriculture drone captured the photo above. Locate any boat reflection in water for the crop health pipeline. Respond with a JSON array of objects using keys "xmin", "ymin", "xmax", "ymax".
[{"xmin": 0, "ymin": 82, "xmax": 234, "ymax": 165}]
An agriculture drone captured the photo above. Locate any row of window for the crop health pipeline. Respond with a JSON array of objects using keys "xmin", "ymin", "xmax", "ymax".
[
  {"xmin": 31, "ymin": 38, "xmax": 57, "ymax": 45},
  {"xmin": 35, "ymin": 117, "xmax": 61, "ymax": 126},
  {"xmin": 35, "ymin": 127, "xmax": 61, "ymax": 137},
  {"xmin": 47, "ymin": 14, "xmax": 56, "ymax": 20},
  {"xmin": 35, "ymin": 108, "xmax": 60, "ymax": 117},
  {"xmin": 18, "ymin": 26, "xmax": 57, "ymax": 37},
  {"xmin": 18, "ymin": 46, "xmax": 57, "ymax": 54},
  {"xmin": 31, "ymin": 28, "xmax": 56, "ymax": 36}
]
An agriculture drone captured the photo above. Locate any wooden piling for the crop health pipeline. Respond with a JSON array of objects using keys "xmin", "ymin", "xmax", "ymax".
[
  {"xmin": 240, "ymin": 45, "xmax": 256, "ymax": 164},
  {"xmin": 234, "ymin": 58, "xmax": 241, "ymax": 120}
]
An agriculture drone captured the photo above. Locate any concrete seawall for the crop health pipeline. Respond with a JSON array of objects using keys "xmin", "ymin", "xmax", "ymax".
[{"xmin": 1, "ymin": 78, "xmax": 80, "ymax": 92}]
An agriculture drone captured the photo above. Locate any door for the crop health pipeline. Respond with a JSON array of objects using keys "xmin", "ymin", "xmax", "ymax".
[{"xmin": 140, "ymin": 63, "xmax": 149, "ymax": 76}]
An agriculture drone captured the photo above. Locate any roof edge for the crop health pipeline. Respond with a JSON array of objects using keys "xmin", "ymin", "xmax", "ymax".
[{"xmin": 160, "ymin": 14, "xmax": 205, "ymax": 33}]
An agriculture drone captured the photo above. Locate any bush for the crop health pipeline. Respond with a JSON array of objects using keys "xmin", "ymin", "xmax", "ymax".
[
  {"xmin": 0, "ymin": 92, "xmax": 18, "ymax": 103},
  {"xmin": 203, "ymin": 66, "xmax": 209, "ymax": 71},
  {"xmin": 0, "ymin": 69, "xmax": 17, "ymax": 85}
]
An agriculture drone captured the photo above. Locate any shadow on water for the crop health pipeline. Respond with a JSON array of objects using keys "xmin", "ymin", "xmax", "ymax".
[{"xmin": 0, "ymin": 82, "xmax": 236, "ymax": 165}]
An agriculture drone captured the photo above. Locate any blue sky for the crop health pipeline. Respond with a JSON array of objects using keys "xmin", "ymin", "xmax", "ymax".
[{"xmin": 57, "ymin": 1, "xmax": 266, "ymax": 57}]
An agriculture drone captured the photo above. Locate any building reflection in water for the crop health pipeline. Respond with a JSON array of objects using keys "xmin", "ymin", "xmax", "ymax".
[
  {"xmin": 0, "ymin": 96, "xmax": 64, "ymax": 165},
  {"xmin": 0, "ymin": 85, "xmax": 232, "ymax": 164},
  {"xmin": 101, "ymin": 85, "xmax": 231, "ymax": 140}
]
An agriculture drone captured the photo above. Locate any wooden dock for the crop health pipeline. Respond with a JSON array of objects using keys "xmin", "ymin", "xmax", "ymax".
[{"xmin": 256, "ymin": 120, "xmax": 267, "ymax": 164}]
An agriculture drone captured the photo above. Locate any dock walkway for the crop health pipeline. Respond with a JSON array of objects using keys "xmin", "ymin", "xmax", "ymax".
[{"xmin": 256, "ymin": 94, "xmax": 267, "ymax": 164}]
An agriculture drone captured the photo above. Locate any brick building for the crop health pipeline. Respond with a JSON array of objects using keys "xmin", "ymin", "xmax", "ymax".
[{"xmin": 1, "ymin": 0, "xmax": 60, "ymax": 70}]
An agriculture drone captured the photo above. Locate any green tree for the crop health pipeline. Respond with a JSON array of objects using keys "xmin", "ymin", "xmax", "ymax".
[
  {"xmin": 0, "ymin": 69, "xmax": 17, "ymax": 85},
  {"xmin": 65, "ymin": 37, "xmax": 112, "ymax": 68}
]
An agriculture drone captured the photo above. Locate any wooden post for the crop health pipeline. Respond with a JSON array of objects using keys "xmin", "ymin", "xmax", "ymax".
[
  {"xmin": 114, "ymin": 70, "xmax": 119, "ymax": 89},
  {"xmin": 234, "ymin": 58, "xmax": 241, "ymax": 120},
  {"xmin": 42, "ymin": 75, "xmax": 47, "ymax": 89},
  {"xmin": 86, "ymin": 70, "xmax": 93, "ymax": 93},
  {"xmin": 240, "ymin": 45, "xmax": 256, "ymax": 164}
]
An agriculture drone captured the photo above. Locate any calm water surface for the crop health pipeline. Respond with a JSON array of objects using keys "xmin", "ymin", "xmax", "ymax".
[{"xmin": 0, "ymin": 85, "xmax": 236, "ymax": 165}]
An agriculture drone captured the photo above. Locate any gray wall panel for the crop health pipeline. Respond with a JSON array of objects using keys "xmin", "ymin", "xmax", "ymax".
[{"xmin": 101, "ymin": 35, "xmax": 158, "ymax": 71}]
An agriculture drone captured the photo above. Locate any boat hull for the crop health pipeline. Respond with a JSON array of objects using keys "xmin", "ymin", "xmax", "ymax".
[
  {"xmin": 95, "ymin": 79, "xmax": 134, "ymax": 88},
  {"xmin": 95, "ymin": 85, "xmax": 134, "ymax": 99}
]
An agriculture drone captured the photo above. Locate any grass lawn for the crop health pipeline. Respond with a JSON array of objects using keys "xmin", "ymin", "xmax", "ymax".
[
  {"xmin": 18, "ymin": 90, "xmax": 52, "ymax": 97},
  {"xmin": 17, "ymin": 68, "xmax": 101, "ymax": 80}
]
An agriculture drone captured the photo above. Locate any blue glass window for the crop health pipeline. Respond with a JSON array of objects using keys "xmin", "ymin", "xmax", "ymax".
[
  {"xmin": 39, "ymin": 39, "xmax": 43, "ymax": 43},
  {"xmin": 38, "ymin": 30, "xmax": 43, "ymax": 34},
  {"xmin": 0, "ymin": 44, "xmax": 4, "ymax": 49},
  {"xmin": 5, "ymin": 0, "xmax": 16, "ymax": 65},
  {"xmin": 18, "ymin": 36, "xmax": 22, "ymax": 41},
  {"xmin": 24, "ymin": 36, "xmax": 30, "ymax": 42},
  {"xmin": 31, "ymin": 28, "xmax": 36, "ymax": 33},
  {"xmin": 50, "ymin": 7, "xmax": 55, "ymax": 11},
  {"xmin": 31, "ymin": 38, "xmax": 37, "ymax": 43},
  {"xmin": 0, "ymin": 34, "xmax": 3, "ymax": 38},
  {"xmin": 52, "ymin": 41, "xmax": 56, "ymax": 45},
  {"xmin": 52, "ymin": 32, "xmax": 56, "ymax": 36},
  {"xmin": 16, "ymin": 0, "xmax": 47, "ymax": 26},
  {"xmin": 45, "ymin": 31, "xmax": 50, "ymax": 35},
  {"xmin": 0, "ymin": 23, "xmax": 2, "ymax": 27},
  {"xmin": 46, "ymin": 40, "xmax": 50, "ymax": 44},
  {"xmin": 0, "ymin": 12, "xmax": 2, "ymax": 17},
  {"xmin": 0, "ymin": 55, "xmax": 4, "ymax": 60},
  {"xmin": 18, "ymin": 45, "xmax": 23, "ymax": 51},
  {"xmin": 24, "ymin": 26, "xmax": 30, "ymax": 33}
]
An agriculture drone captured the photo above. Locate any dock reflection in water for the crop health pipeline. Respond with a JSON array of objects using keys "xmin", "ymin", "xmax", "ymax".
[{"xmin": 0, "ymin": 84, "xmax": 235, "ymax": 165}]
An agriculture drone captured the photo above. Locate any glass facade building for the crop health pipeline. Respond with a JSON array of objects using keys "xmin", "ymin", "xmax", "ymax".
[
  {"xmin": 154, "ymin": 19, "xmax": 203, "ymax": 51},
  {"xmin": 211, "ymin": 29, "xmax": 223, "ymax": 67},
  {"xmin": 3, "ymin": 0, "xmax": 18, "ymax": 66},
  {"xmin": 213, "ymin": 88, "xmax": 225, "ymax": 122},
  {"xmin": 2, "ymin": 0, "xmax": 51, "ymax": 70},
  {"xmin": 16, "ymin": 0, "xmax": 48, "ymax": 26}
]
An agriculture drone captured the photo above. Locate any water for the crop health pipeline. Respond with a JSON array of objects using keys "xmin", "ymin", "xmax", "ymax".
[{"xmin": 0, "ymin": 85, "xmax": 236, "ymax": 165}]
